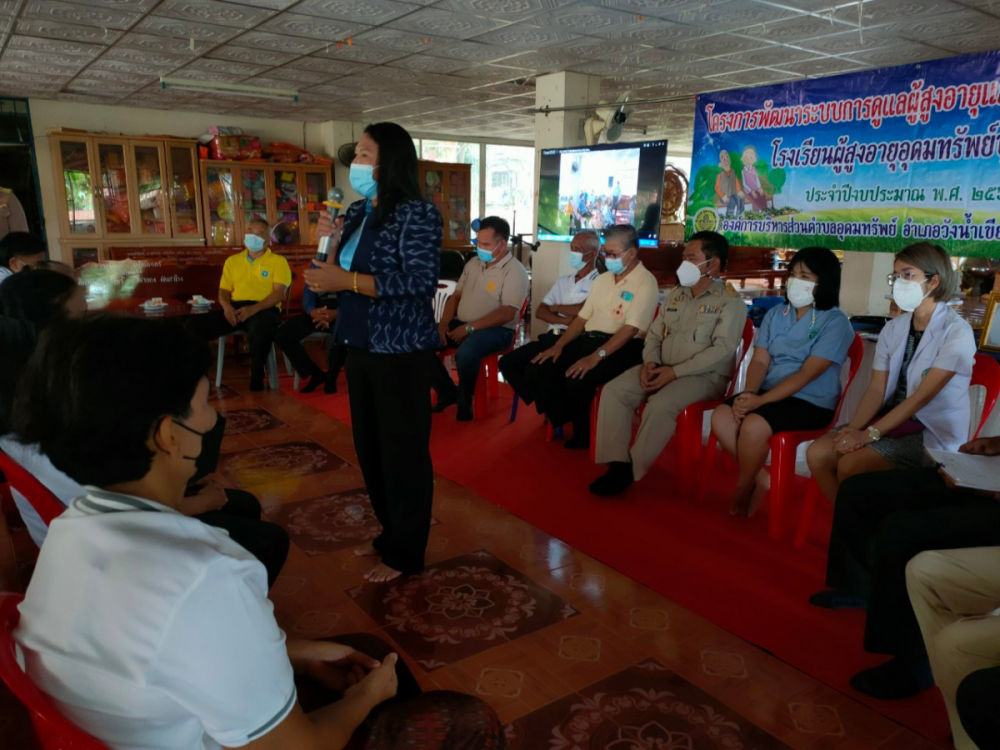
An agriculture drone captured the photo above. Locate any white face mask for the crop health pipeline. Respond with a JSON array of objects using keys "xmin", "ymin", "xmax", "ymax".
[
  {"xmin": 892, "ymin": 278, "xmax": 930, "ymax": 312},
  {"xmin": 786, "ymin": 277, "xmax": 816, "ymax": 308},
  {"xmin": 676, "ymin": 259, "xmax": 708, "ymax": 287}
]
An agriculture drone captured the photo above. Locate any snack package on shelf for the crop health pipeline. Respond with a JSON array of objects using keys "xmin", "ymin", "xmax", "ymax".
[
  {"xmin": 209, "ymin": 126, "xmax": 243, "ymax": 136},
  {"xmin": 210, "ymin": 135, "xmax": 262, "ymax": 160}
]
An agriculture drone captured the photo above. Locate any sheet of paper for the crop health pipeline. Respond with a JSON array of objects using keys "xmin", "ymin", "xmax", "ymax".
[{"xmin": 926, "ymin": 449, "xmax": 1000, "ymax": 492}]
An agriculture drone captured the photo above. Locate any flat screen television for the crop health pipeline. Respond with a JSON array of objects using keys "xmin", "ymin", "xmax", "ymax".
[{"xmin": 536, "ymin": 140, "xmax": 668, "ymax": 247}]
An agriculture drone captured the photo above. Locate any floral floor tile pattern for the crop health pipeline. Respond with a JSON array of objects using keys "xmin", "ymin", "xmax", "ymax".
[
  {"xmin": 217, "ymin": 440, "xmax": 348, "ymax": 487},
  {"xmin": 505, "ymin": 660, "xmax": 790, "ymax": 750},
  {"xmin": 346, "ymin": 551, "xmax": 580, "ymax": 671},
  {"xmin": 222, "ymin": 407, "xmax": 288, "ymax": 435}
]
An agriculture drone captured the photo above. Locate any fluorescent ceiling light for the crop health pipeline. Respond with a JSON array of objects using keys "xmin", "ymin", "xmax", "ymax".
[{"xmin": 159, "ymin": 76, "xmax": 298, "ymax": 102}]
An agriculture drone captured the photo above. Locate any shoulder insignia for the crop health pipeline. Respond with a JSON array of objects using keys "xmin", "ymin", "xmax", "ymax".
[
  {"xmin": 725, "ymin": 281, "xmax": 739, "ymax": 297},
  {"xmin": 0, "ymin": 187, "xmax": 10, "ymax": 194}
]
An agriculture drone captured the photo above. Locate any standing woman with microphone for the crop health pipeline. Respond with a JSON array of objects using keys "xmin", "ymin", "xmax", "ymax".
[{"xmin": 305, "ymin": 123, "xmax": 442, "ymax": 583}]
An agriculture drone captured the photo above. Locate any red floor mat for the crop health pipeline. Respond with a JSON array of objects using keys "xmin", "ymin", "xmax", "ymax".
[{"xmin": 287, "ymin": 379, "xmax": 949, "ymax": 743}]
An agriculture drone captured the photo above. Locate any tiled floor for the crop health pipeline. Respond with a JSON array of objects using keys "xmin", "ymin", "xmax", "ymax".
[{"xmin": 0, "ymin": 371, "xmax": 943, "ymax": 749}]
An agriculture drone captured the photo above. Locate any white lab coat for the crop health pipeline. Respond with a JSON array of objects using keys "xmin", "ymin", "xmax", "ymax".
[{"xmin": 874, "ymin": 302, "xmax": 976, "ymax": 451}]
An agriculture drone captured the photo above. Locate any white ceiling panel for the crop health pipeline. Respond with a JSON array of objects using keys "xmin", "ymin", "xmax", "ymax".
[
  {"xmin": 230, "ymin": 29, "xmax": 330, "ymax": 53},
  {"xmin": 134, "ymin": 15, "xmax": 243, "ymax": 43},
  {"xmin": 255, "ymin": 13, "xmax": 369, "ymax": 40},
  {"xmin": 155, "ymin": 0, "xmax": 277, "ymax": 28},
  {"xmin": 292, "ymin": 0, "xmax": 417, "ymax": 24},
  {"xmin": 15, "ymin": 18, "xmax": 123, "ymax": 43},
  {"xmin": 206, "ymin": 44, "xmax": 299, "ymax": 66},
  {"xmin": 384, "ymin": 53, "xmax": 471, "ymax": 73},
  {"xmin": 21, "ymin": 0, "xmax": 141, "ymax": 30},
  {"xmin": 386, "ymin": 8, "xmax": 510, "ymax": 39}
]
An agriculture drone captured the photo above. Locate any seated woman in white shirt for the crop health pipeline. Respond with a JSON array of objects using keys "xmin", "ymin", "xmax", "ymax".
[
  {"xmin": 806, "ymin": 243, "xmax": 976, "ymax": 502},
  {"xmin": 12, "ymin": 315, "xmax": 502, "ymax": 750}
]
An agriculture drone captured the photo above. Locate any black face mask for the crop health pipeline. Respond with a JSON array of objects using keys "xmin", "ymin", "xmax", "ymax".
[{"xmin": 176, "ymin": 413, "xmax": 226, "ymax": 483}]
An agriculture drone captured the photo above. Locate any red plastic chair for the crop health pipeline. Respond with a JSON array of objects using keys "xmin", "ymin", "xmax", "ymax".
[
  {"xmin": 0, "ymin": 451, "xmax": 66, "ymax": 527},
  {"xmin": 698, "ymin": 334, "xmax": 865, "ymax": 540},
  {"xmin": 0, "ymin": 592, "xmax": 110, "ymax": 749},
  {"xmin": 792, "ymin": 350, "xmax": 1000, "ymax": 548}
]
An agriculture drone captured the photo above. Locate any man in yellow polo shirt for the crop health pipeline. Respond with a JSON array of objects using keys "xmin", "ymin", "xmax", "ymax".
[
  {"xmin": 188, "ymin": 219, "xmax": 292, "ymax": 391},
  {"xmin": 522, "ymin": 224, "xmax": 658, "ymax": 449}
]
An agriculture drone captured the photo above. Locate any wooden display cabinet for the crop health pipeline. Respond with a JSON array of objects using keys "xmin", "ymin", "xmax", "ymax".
[
  {"xmin": 200, "ymin": 162, "xmax": 331, "ymax": 247},
  {"xmin": 50, "ymin": 133, "xmax": 203, "ymax": 264},
  {"xmin": 418, "ymin": 160, "xmax": 473, "ymax": 250}
]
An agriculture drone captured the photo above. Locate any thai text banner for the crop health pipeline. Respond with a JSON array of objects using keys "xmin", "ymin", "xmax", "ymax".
[{"xmin": 685, "ymin": 50, "xmax": 1000, "ymax": 255}]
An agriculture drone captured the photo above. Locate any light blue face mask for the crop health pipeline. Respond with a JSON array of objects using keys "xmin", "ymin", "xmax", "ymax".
[
  {"xmin": 244, "ymin": 234, "xmax": 265, "ymax": 253},
  {"xmin": 568, "ymin": 250, "xmax": 588, "ymax": 271},
  {"xmin": 604, "ymin": 255, "xmax": 626, "ymax": 274},
  {"xmin": 476, "ymin": 247, "xmax": 494, "ymax": 264},
  {"xmin": 350, "ymin": 163, "xmax": 378, "ymax": 199}
]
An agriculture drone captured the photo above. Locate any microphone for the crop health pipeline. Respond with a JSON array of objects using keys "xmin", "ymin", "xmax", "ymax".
[{"xmin": 315, "ymin": 186, "xmax": 345, "ymax": 262}]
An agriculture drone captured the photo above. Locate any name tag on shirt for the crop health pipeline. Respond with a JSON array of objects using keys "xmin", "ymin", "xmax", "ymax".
[
  {"xmin": 665, "ymin": 307, "xmax": 678, "ymax": 312},
  {"xmin": 620, "ymin": 291, "xmax": 634, "ymax": 302}
]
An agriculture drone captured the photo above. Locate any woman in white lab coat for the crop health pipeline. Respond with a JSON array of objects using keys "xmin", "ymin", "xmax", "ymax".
[{"xmin": 807, "ymin": 243, "xmax": 976, "ymax": 502}]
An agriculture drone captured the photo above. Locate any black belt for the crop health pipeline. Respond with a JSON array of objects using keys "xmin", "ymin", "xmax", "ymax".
[{"xmin": 582, "ymin": 331, "xmax": 612, "ymax": 340}]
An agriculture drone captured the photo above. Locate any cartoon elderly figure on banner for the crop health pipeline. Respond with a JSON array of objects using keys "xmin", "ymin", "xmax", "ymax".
[
  {"xmin": 714, "ymin": 150, "xmax": 744, "ymax": 216},
  {"xmin": 741, "ymin": 145, "xmax": 769, "ymax": 212}
]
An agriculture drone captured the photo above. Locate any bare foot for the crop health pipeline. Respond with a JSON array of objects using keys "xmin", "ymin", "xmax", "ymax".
[
  {"xmin": 353, "ymin": 542, "xmax": 379, "ymax": 557},
  {"xmin": 364, "ymin": 562, "xmax": 403, "ymax": 583},
  {"xmin": 729, "ymin": 481, "xmax": 754, "ymax": 517}
]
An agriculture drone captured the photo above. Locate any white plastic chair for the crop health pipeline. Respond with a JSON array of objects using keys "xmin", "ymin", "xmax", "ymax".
[
  {"xmin": 434, "ymin": 280, "xmax": 457, "ymax": 323},
  {"xmin": 215, "ymin": 284, "xmax": 290, "ymax": 391}
]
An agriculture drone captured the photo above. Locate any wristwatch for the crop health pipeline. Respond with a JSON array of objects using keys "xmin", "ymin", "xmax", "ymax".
[
  {"xmin": 597, "ymin": 348, "xmax": 607, "ymax": 359},
  {"xmin": 868, "ymin": 426, "xmax": 882, "ymax": 442},
  {"xmin": 465, "ymin": 324, "xmax": 475, "ymax": 334}
]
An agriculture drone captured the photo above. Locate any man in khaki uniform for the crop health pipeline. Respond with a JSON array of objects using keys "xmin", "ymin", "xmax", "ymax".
[
  {"xmin": 524, "ymin": 224, "xmax": 658, "ymax": 449},
  {"xmin": 431, "ymin": 216, "xmax": 528, "ymax": 421},
  {"xmin": 591, "ymin": 232, "xmax": 747, "ymax": 495}
]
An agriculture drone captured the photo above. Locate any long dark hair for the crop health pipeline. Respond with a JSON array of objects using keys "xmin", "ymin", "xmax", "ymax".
[{"xmin": 366, "ymin": 122, "xmax": 422, "ymax": 226}]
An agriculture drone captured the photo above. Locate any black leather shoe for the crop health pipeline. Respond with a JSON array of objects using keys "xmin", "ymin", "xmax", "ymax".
[
  {"xmin": 809, "ymin": 590, "xmax": 867, "ymax": 610},
  {"xmin": 249, "ymin": 379, "xmax": 265, "ymax": 392},
  {"xmin": 431, "ymin": 393, "xmax": 457, "ymax": 413},
  {"xmin": 589, "ymin": 462, "xmax": 634, "ymax": 496},
  {"xmin": 850, "ymin": 657, "xmax": 933, "ymax": 699},
  {"xmin": 456, "ymin": 405, "xmax": 474, "ymax": 421},
  {"xmin": 300, "ymin": 372, "xmax": 326, "ymax": 393}
]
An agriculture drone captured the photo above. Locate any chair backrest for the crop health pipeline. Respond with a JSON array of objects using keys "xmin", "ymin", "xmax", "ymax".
[
  {"xmin": 0, "ymin": 452, "xmax": 65, "ymax": 527},
  {"xmin": 723, "ymin": 317, "xmax": 756, "ymax": 399},
  {"xmin": 970, "ymin": 353, "xmax": 1000, "ymax": 439},
  {"xmin": 433, "ymin": 280, "xmax": 458, "ymax": 323},
  {"xmin": 831, "ymin": 334, "xmax": 865, "ymax": 426},
  {"xmin": 0, "ymin": 593, "xmax": 109, "ymax": 749}
]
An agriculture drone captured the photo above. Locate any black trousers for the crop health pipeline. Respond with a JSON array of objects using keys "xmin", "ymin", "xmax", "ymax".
[
  {"xmin": 957, "ymin": 666, "xmax": 1000, "ymax": 748},
  {"xmin": 274, "ymin": 309, "xmax": 348, "ymax": 382},
  {"xmin": 826, "ymin": 468, "xmax": 1000, "ymax": 658},
  {"xmin": 186, "ymin": 301, "xmax": 280, "ymax": 382},
  {"xmin": 196, "ymin": 489, "xmax": 290, "ymax": 590},
  {"xmin": 497, "ymin": 330, "xmax": 562, "ymax": 406},
  {"xmin": 522, "ymin": 335, "xmax": 644, "ymax": 437},
  {"xmin": 346, "ymin": 348, "xmax": 433, "ymax": 574}
]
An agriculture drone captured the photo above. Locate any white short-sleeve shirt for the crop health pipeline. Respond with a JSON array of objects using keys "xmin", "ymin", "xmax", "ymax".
[
  {"xmin": 15, "ymin": 488, "xmax": 297, "ymax": 750},
  {"xmin": 541, "ymin": 270, "xmax": 599, "ymax": 331}
]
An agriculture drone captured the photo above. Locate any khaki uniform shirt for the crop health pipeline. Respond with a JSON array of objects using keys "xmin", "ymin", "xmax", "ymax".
[
  {"xmin": 456, "ymin": 253, "xmax": 529, "ymax": 330},
  {"xmin": 579, "ymin": 261, "xmax": 658, "ymax": 336},
  {"xmin": 0, "ymin": 190, "xmax": 28, "ymax": 242},
  {"xmin": 644, "ymin": 279, "xmax": 748, "ymax": 379}
]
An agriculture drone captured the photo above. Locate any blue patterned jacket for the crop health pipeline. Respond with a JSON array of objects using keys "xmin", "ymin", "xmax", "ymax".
[{"xmin": 335, "ymin": 198, "xmax": 442, "ymax": 354}]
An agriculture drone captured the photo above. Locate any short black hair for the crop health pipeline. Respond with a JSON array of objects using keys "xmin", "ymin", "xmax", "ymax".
[
  {"xmin": 478, "ymin": 216, "xmax": 510, "ymax": 242},
  {"xmin": 604, "ymin": 224, "xmax": 639, "ymax": 251},
  {"xmin": 0, "ymin": 268, "xmax": 78, "ymax": 327},
  {"xmin": 789, "ymin": 246, "xmax": 841, "ymax": 311},
  {"xmin": 0, "ymin": 232, "xmax": 46, "ymax": 270},
  {"xmin": 364, "ymin": 122, "xmax": 422, "ymax": 227},
  {"xmin": 12, "ymin": 316, "xmax": 211, "ymax": 488},
  {"xmin": 689, "ymin": 231, "xmax": 729, "ymax": 271}
]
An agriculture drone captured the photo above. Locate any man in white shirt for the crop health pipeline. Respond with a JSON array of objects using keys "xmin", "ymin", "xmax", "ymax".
[
  {"xmin": 499, "ymin": 230, "xmax": 601, "ymax": 407},
  {"xmin": 13, "ymin": 316, "xmax": 486, "ymax": 750}
]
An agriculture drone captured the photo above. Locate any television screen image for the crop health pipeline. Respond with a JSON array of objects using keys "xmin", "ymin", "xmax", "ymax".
[{"xmin": 537, "ymin": 140, "xmax": 667, "ymax": 247}]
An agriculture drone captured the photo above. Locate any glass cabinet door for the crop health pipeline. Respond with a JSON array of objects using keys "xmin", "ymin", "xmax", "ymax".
[
  {"xmin": 241, "ymin": 166, "xmax": 269, "ymax": 233},
  {"xmin": 272, "ymin": 168, "xmax": 299, "ymax": 244},
  {"xmin": 167, "ymin": 145, "xmax": 201, "ymax": 237},
  {"xmin": 58, "ymin": 139, "xmax": 98, "ymax": 235},
  {"xmin": 302, "ymin": 170, "xmax": 329, "ymax": 245},
  {"xmin": 96, "ymin": 141, "xmax": 132, "ymax": 234},
  {"xmin": 447, "ymin": 169, "xmax": 470, "ymax": 242},
  {"xmin": 132, "ymin": 143, "xmax": 167, "ymax": 236},
  {"xmin": 204, "ymin": 165, "xmax": 237, "ymax": 246}
]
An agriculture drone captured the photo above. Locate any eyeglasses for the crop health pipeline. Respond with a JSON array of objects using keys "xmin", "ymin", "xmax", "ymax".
[{"xmin": 886, "ymin": 271, "xmax": 931, "ymax": 287}]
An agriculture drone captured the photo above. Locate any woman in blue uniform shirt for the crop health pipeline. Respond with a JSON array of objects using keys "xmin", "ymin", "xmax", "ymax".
[
  {"xmin": 710, "ymin": 246, "xmax": 855, "ymax": 517},
  {"xmin": 305, "ymin": 123, "xmax": 441, "ymax": 583},
  {"xmin": 806, "ymin": 243, "xmax": 974, "ymax": 502}
]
